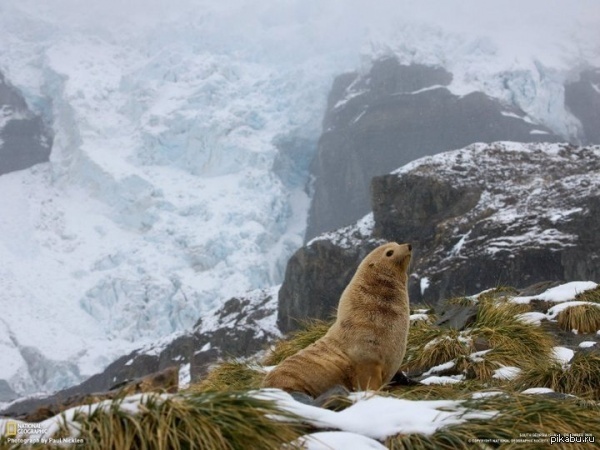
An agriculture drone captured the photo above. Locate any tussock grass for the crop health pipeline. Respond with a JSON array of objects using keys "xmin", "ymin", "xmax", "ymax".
[
  {"xmin": 402, "ymin": 327, "xmax": 474, "ymax": 374},
  {"xmin": 575, "ymin": 285, "xmax": 600, "ymax": 303},
  {"xmin": 557, "ymin": 304, "xmax": 600, "ymax": 334},
  {"xmin": 516, "ymin": 350, "xmax": 600, "ymax": 400},
  {"xmin": 188, "ymin": 360, "xmax": 264, "ymax": 393},
  {"xmin": 444, "ymin": 296, "xmax": 476, "ymax": 307},
  {"xmin": 472, "ymin": 297, "xmax": 530, "ymax": 328},
  {"xmin": 262, "ymin": 319, "xmax": 331, "ymax": 366},
  {"xmin": 470, "ymin": 298, "xmax": 554, "ymax": 362},
  {"xmin": 478, "ymin": 286, "xmax": 519, "ymax": 300},
  {"xmin": 68, "ymin": 392, "xmax": 303, "ymax": 450},
  {"xmin": 457, "ymin": 352, "xmax": 497, "ymax": 382},
  {"xmin": 386, "ymin": 393, "xmax": 600, "ymax": 450},
  {"xmin": 402, "ymin": 296, "xmax": 556, "ymax": 382},
  {"xmin": 388, "ymin": 381, "xmax": 483, "ymax": 401}
]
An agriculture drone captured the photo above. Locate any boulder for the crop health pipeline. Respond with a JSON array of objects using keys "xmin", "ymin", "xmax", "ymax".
[
  {"xmin": 305, "ymin": 57, "xmax": 563, "ymax": 239},
  {"xmin": 0, "ymin": 71, "xmax": 53, "ymax": 175},
  {"xmin": 279, "ymin": 142, "xmax": 600, "ymax": 330}
]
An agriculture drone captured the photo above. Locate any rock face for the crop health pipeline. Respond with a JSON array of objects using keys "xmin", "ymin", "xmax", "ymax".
[
  {"xmin": 0, "ymin": 71, "xmax": 52, "ymax": 175},
  {"xmin": 565, "ymin": 68, "xmax": 600, "ymax": 144},
  {"xmin": 305, "ymin": 58, "xmax": 563, "ymax": 239},
  {"xmin": 1, "ymin": 288, "xmax": 279, "ymax": 418},
  {"xmin": 279, "ymin": 142, "xmax": 600, "ymax": 333}
]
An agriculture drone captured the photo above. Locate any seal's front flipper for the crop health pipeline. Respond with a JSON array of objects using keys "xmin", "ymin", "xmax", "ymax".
[
  {"xmin": 388, "ymin": 370, "xmax": 421, "ymax": 387},
  {"xmin": 289, "ymin": 391, "xmax": 315, "ymax": 405},
  {"xmin": 313, "ymin": 384, "xmax": 351, "ymax": 410}
]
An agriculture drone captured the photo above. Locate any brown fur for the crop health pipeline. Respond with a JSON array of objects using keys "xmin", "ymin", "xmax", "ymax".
[{"xmin": 262, "ymin": 242, "xmax": 411, "ymax": 397}]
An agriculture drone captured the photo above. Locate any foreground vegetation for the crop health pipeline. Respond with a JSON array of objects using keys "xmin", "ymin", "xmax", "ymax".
[{"xmin": 2, "ymin": 286, "xmax": 599, "ymax": 449}]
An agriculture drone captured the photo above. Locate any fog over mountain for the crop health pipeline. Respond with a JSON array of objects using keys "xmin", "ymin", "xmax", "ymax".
[{"xmin": 0, "ymin": 0, "xmax": 599, "ymax": 402}]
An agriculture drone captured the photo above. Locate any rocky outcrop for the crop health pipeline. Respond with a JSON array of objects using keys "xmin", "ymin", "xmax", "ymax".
[
  {"xmin": 565, "ymin": 68, "xmax": 600, "ymax": 144},
  {"xmin": 305, "ymin": 57, "xmax": 563, "ymax": 239},
  {"xmin": 279, "ymin": 142, "xmax": 600, "ymax": 333},
  {"xmin": 277, "ymin": 235, "xmax": 381, "ymax": 332},
  {"xmin": 0, "ymin": 71, "xmax": 52, "ymax": 175},
  {"xmin": 3, "ymin": 367, "xmax": 179, "ymax": 422},
  {"xmin": 1, "ymin": 288, "xmax": 279, "ymax": 418}
]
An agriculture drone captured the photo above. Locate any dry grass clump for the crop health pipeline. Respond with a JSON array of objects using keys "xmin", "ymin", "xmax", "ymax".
[
  {"xmin": 444, "ymin": 296, "xmax": 476, "ymax": 307},
  {"xmin": 470, "ymin": 298, "xmax": 555, "ymax": 361},
  {"xmin": 575, "ymin": 285, "xmax": 600, "ymax": 303},
  {"xmin": 64, "ymin": 391, "xmax": 303, "ymax": 450},
  {"xmin": 388, "ymin": 381, "xmax": 482, "ymax": 401},
  {"xmin": 401, "ymin": 297, "xmax": 556, "ymax": 382},
  {"xmin": 386, "ymin": 393, "xmax": 600, "ymax": 450},
  {"xmin": 401, "ymin": 326, "xmax": 474, "ymax": 374},
  {"xmin": 477, "ymin": 286, "xmax": 519, "ymax": 302},
  {"xmin": 456, "ymin": 351, "xmax": 499, "ymax": 382},
  {"xmin": 188, "ymin": 360, "xmax": 265, "ymax": 393},
  {"xmin": 262, "ymin": 319, "xmax": 331, "ymax": 366},
  {"xmin": 516, "ymin": 350, "xmax": 600, "ymax": 400},
  {"xmin": 556, "ymin": 304, "xmax": 600, "ymax": 334}
]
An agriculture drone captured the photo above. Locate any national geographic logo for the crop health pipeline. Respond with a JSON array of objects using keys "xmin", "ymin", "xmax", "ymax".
[{"xmin": 5, "ymin": 421, "xmax": 18, "ymax": 437}]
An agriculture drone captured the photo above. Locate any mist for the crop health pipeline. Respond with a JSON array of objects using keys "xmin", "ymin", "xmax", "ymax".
[{"xmin": 4, "ymin": 0, "xmax": 599, "ymax": 68}]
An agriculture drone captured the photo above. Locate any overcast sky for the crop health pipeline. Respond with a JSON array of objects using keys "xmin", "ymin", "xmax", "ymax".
[{"xmin": 5, "ymin": 0, "xmax": 600, "ymax": 67}]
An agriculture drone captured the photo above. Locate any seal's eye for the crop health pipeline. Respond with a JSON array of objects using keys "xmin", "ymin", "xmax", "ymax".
[{"xmin": 386, "ymin": 250, "xmax": 394, "ymax": 257}]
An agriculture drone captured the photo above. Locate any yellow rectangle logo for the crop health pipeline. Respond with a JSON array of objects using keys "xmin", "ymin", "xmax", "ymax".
[{"xmin": 5, "ymin": 421, "xmax": 18, "ymax": 437}]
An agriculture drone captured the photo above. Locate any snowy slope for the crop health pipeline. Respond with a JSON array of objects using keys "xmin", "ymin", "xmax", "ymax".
[{"xmin": 0, "ymin": 0, "xmax": 599, "ymax": 399}]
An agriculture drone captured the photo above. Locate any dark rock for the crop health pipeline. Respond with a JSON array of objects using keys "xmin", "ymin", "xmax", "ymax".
[
  {"xmin": 3, "ymin": 367, "xmax": 179, "ymax": 422},
  {"xmin": 472, "ymin": 337, "xmax": 492, "ymax": 352},
  {"xmin": 435, "ymin": 305, "xmax": 479, "ymax": 330},
  {"xmin": 313, "ymin": 385, "xmax": 352, "ymax": 411},
  {"xmin": 277, "ymin": 232, "xmax": 381, "ymax": 334},
  {"xmin": 388, "ymin": 371, "xmax": 422, "ymax": 387},
  {"xmin": 278, "ymin": 142, "xmax": 600, "ymax": 328},
  {"xmin": 0, "ymin": 71, "xmax": 53, "ymax": 175},
  {"xmin": 565, "ymin": 68, "xmax": 600, "ymax": 144},
  {"xmin": 0, "ymin": 380, "xmax": 17, "ymax": 403},
  {"xmin": 371, "ymin": 143, "xmax": 600, "ymax": 305},
  {"xmin": 289, "ymin": 391, "xmax": 314, "ymax": 406},
  {"xmin": 305, "ymin": 58, "xmax": 563, "ymax": 239}
]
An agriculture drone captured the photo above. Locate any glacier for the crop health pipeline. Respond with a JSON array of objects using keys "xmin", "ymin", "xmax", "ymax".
[{"xmin": 0, "ymin": 0, "xmax": 599, "ymax": 399}]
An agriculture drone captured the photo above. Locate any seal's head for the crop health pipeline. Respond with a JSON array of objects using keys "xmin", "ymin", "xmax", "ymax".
[{"xmin": 359, "ymin": 242, "xmax": 412, "ymax": 286}]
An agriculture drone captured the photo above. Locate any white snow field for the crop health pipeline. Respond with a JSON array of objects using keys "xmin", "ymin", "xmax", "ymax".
[{"xmin": 0, "ymin": 0, "xmax": 599, "ymax": 398}]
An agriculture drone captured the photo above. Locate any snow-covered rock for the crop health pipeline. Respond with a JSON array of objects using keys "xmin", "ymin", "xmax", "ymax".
[{"xmin": 279, "ymin": 142, "xmax": 600, "ymax": 330}]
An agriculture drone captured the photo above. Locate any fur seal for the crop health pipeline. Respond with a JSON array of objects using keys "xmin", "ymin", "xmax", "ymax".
[{"xmin": 263, "ymin": 242, "xmax": 411, "ymax": 397}]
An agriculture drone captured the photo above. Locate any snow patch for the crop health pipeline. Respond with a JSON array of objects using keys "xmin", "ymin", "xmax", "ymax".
[
  {"xmin": 471, "ymin": 391, "xmax": 503, "ymax": 399},
  {"xmin": 297, "ymin": 432, "xmax": 387, "ymax": 450},
  {"xmin": 578, "ymin": 341, "xmax": 597, "ymax": 348},
  {"xmin": 257, "ymin": 389, "xmax": 496, "ymax": 438},
  {"xmin": 410, "ymin": 313, "xmax": 429, "ymax": 322},
  {"xmin": 546, "ymin": 301, "xmax": 600, "ymax": 320},
  {"xmin": 516, "ymin": 312, "xmax": 547, "ymax": 326},
  {"xmin": 422, "ymin": 360, "xmax": 456, "ymax": 377},
  {"xmin": 551, "ymin": 346, "xmax": 574, "ymax": 365},
  {"xmin": 521, "ymin": 387, "xmax": 555, "ymax": 395},
  {"xmin": 420, "ymin": 375, "xmax": 465, "ymax": 385},
  {"xmin": 308, "ymin": 213, "xmax": 377, "ymax": 249},
  {"xmin": 178, "ymin": 363, "xmax": 191, "ymax": 389},
  {"xmin": 492, "ymin": 366, "xmax": 521, "ymax": 380},
  {"xmin": 420, "ymin": 277, "xmax": 430, "ymax": 295},
  {"xmin": 511, "ymin": 281, "xmax": 598, "ymax": 304}
]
